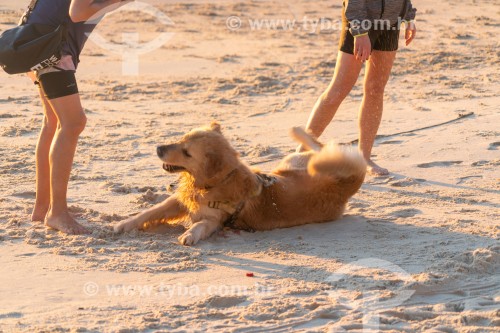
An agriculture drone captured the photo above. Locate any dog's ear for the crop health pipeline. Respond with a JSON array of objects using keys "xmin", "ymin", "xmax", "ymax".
[
  {"xmin": 205, "ymin": 152, "xmax": 223, "ymax": 179},
  {"xmin": 210, "ymin": 122, "xmax": 222, "ymax": 134}
]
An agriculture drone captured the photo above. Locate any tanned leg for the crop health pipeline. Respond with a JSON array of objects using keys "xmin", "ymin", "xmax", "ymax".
[
  {"xmin": 358, "ymin": 50, "xmax": 396, "ymax": 176},
  {"xmin": 44, "ymin": 93, "xmax": 88, "ymax": 234},
  {"xmin": 298, "ymin": 51, "xmax": 363, "ymax": 152},
  {"xmin": 31, "ymin": 84, "xmax": 58, "ymax": 221}
]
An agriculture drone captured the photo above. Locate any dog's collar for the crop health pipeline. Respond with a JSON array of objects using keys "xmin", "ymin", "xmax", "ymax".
[
  {"xmin": 207, "ymin": 181, "xmax": 262, "ymax": 215},
  {"xmin": 206, "ymin": 200, "xmax": 241, "ymax": 215}
]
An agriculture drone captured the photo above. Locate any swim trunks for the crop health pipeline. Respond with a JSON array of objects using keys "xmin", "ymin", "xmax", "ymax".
[
  {"xmin": 38, "ymin": 69, "xmax": 79, "ymax": 100},
  {"xmin": 339, "ymin": 2, "xmax": 400, "ymax": 54}
]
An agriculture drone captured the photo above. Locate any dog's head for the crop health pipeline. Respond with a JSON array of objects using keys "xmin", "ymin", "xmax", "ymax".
[{"xmin": 157, "ymin": 122, "xmax": 239, "ymax": 187}]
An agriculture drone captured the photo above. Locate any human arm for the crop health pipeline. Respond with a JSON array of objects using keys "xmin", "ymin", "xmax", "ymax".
[
  {"xmin": 345, "ymin": 0, "xmax": 371, "ymax": 62},
  {"xmin": 69, "ymin": 0, "xmax": 132, "ymax": 23},
  {"xmin": 403, "ymin": 0, "xmax": 417, "ymax": 46}
]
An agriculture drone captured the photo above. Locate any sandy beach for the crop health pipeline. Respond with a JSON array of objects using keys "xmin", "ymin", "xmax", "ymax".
[{"xmin": 0, "ymin": 0, "xmax": 499, "ymax": 331}]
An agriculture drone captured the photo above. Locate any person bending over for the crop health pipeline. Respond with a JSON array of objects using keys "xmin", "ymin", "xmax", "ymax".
[{"xmin": 27, "ymin": 0, "xmax": 131, "ymax": 234}]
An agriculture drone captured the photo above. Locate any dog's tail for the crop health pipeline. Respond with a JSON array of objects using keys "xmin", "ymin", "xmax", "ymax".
[
  {"xmin": 290, "ymin": 126, "xmax": 323, "ymax": 152},
  {"xmin": 308, "ymin": 143, "xmax": 367, "ymax": 180},
  {"xmin": 291, "ymin": 127, "xmax": 367, "ymax": 180}
]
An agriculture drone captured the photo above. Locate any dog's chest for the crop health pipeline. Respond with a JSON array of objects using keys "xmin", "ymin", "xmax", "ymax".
[{"xmin": 188, "ymin": 192, "xmax": 232, "ymax": 223}]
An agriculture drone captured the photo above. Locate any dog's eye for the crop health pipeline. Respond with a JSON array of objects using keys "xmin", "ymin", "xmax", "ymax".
[{"xmin": 182, "ymin": 149, "xmax": 191, "ymax": 158}]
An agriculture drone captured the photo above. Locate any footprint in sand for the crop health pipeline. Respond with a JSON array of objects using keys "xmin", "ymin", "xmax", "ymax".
[
  {"xmin": 390, "ymin": 178, "xmax": 426, "ymax": 187},
  {"xmin": 471, "ymin": 160, "xmax": 500, "ymax": 167},
  {"xmin": 380, "ymin": 140, "xmax": 404, "ymax": 145},
  {"xmin": 456, "ymin": 175, "xmax": 482, "ymax": 184},
  {"xmin": 348, "ymin": 202, "xmax": 370, "ymax": 209},
  {"xmin": 0, "ymin": 113, "xmax": 21, "ymax": 119},
  {"xmin": 134, "ymin": 190, "xmax": 167, "ymax": 205},
  {"xmin": 417, "ymin": 161, "xmax": 462, "ymax": 168},
  {"xmin": 11, "ymin": 191, "xmax": 36, "ymax": 199},
  {"xmin": 244, "ymin": 144, "xmax": 280, "ymax": 158},
  {"xmin": 390, "ymin": 208, "xmax": 422, "ymax": 218},
  {"xmin": 487, "ymin": 142, "xmax": 500, "ymax": 150},
  {"xmin": 433, "ymin": 302, "xmax": 465, "ymax": 313},
  {"xmin": 261, "ymin": 62, "xmax": 282, "ymax": 67},
  {"xmin": 0, "ymin": 312, "xmax": 23, "ymax": 319},
  {"xmin": 1, "ymin": 127, "xmax": 32, "ymax": 137},
  {"xmin": 471, "ymin": 160, "xmax": 488, "ymax": 166},
  {"xmin": 205, "ymin": 295, "xmax": 247, "ymax": 308}
]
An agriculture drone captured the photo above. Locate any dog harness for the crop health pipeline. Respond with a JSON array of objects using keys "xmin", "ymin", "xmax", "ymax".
[{"xmin": 207, "ymin": 172, "xmax": 277, "ymax": 232}]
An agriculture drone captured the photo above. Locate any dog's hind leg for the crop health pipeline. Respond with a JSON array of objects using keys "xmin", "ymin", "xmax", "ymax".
[
  {"xmin": 290, "ymin": 127, "xmax": 323, "ymax": 152},
  {"xmin": 114, "ymin": 195, "xmax": 186, "ymax": 233},
  {"xmin": 178, "ymin": 218, "xmax": 220, "ymax": 246}
]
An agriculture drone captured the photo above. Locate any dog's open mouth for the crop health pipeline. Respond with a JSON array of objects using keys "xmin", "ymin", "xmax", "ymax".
[{"xmin": 162, "ymin": 163, "xmax": 186, "ymax": 173}]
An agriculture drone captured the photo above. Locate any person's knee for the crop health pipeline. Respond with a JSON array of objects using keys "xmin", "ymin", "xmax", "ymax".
[
  {"xmin": 363, "ymin": 82, "xmax": 387, "ymax": 97},
  {"xmin": 43, "ymin": 114, "xmax": 58, "ymax": 133},
  {"xmin": 43, "ymin": 120, "xmax": 58, "ymax": 135},
  {"xmin": 71, "ymin": 114, "xmax": 87, "ymax": 134},
  {"xmin": 60, "ymin": 113, "xmax": 87, "ymax": 135}
]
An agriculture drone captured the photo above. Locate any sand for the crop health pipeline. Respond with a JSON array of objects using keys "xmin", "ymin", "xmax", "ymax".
[{"xmin": 0, "ymin": 0, "xmax": 499, "ymax": 331}]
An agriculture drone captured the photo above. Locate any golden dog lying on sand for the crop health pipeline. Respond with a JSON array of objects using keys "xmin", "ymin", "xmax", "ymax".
[{"xmin": 114, "ymin": 123, "xmax": 366, "ymax": 245}]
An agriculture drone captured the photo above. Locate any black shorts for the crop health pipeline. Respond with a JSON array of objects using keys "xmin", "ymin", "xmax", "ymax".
[
  {"xmin": 37, "ymin": 71, "xmax": 79, "ymax": 100},
  {"xmin": 339, "ymin": 7, "xmax": 400, "ymax": 54}
]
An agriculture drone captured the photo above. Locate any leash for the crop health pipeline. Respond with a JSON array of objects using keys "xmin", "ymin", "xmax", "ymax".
[
  {"xmin": 347, "ymin": 112, "xmax": 475, "ymax": 145},
  {"xmin": 250, "ymin": 112, "xmax": 476, "ymax": 165}
]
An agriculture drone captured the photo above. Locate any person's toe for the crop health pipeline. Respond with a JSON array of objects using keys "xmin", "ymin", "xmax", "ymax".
[{"xmin": 73, "ymin": 223, "xmax": 90, "ymax": 235}]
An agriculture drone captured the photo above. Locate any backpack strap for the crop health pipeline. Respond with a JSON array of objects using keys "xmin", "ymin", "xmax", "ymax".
[
  {"xmin": 20, "ymin": 0, "xmax": 40, "ymax": 25},
  {"xmin": 27, "ymin": 0, "xmax": 39, "ymax": 11}
]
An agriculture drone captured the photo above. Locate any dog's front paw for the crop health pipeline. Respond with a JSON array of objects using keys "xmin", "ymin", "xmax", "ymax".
[
  {"xmin": 178, "ymin": 231, "xmax": 198, "ymax": 246},
  {"xmin": 114, "ymin": 218, "xmax": 139, "ymax": 233}
]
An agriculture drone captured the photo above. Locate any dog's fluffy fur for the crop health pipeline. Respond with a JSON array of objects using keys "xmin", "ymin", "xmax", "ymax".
[{"xmin": 114, "ymin": 123, "xmax": 366, "ymax": 245}]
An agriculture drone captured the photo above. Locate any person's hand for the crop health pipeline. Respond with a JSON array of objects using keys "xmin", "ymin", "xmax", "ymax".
[
  {"xmin": 354, "ymin": 34, "xmax": 371, "ymax": 62},
  {"xmin": 405, "ymin": 21, "xmax": 416, "ymax": 46}
]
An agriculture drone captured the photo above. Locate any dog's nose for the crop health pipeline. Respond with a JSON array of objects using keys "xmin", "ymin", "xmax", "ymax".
[{"xmin": 157, "ymin": 146, "xmax": 164, "ymax": 157}]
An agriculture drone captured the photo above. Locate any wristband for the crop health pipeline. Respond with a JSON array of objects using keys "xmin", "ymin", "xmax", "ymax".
[{"xmin": 353, "ymin": 32, "xmax": 368, "ymax": 38}]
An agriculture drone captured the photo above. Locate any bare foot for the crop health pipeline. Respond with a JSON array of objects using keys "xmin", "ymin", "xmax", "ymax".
[
  {"xmin": 31, "ymin": 203, "xmax": 49, "ymax": 222},
  {"xmin": 45, "ymin": 211, "xmax": 90, "ymax": 235},
  {"xmin": 367, "ymin": 160, "xmax": 389, "ymax": 176}
]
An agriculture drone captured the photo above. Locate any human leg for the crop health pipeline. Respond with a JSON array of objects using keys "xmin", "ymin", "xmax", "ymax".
[
  {"xmin": 35, "ymin": 70, "xmax": 88, "ymax": 234},
  {"xmin": 31, "ymin": 81, "xmax": 58, "ymax": 221},
  {"xmin": 298, "ymin": 51, "xmax": 363, "ymax": 151},
  {"xmin": 43, "ymin": 92, "xmax": 88, "ymax": 234},
  {"xmin": 358, "ymin": 50, "xmax": 396, "ymax": 176}
]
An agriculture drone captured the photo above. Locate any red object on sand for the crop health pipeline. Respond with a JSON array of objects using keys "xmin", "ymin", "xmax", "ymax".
[{"xmin": 246, "ymin": 272, "xmax": 254, "ymax": 277}]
